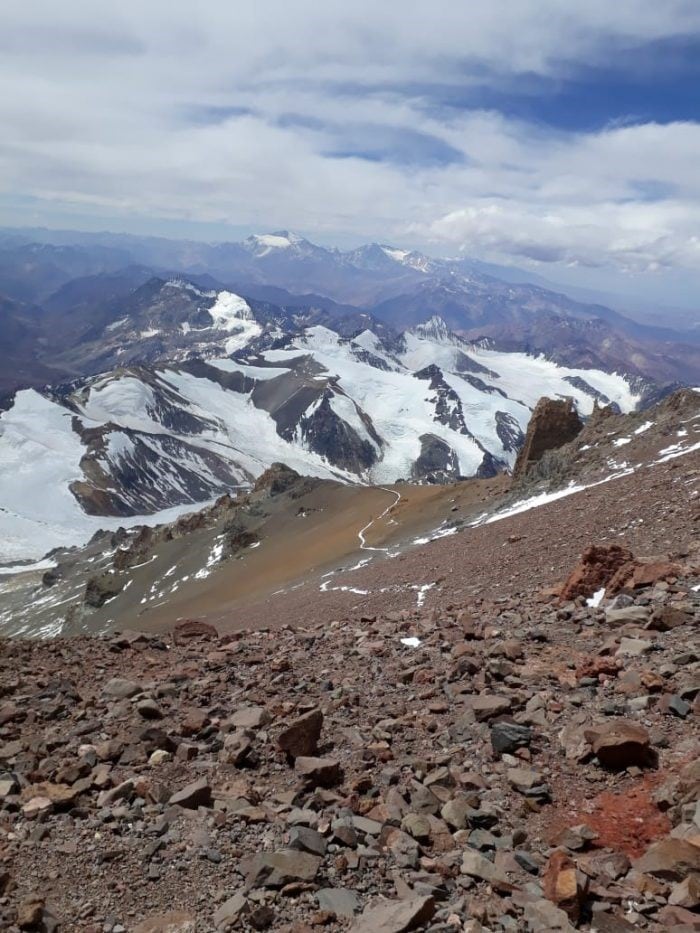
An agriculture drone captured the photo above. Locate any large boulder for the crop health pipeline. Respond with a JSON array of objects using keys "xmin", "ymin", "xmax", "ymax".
[
  {"xmin": 513, "ymin": 397, "xmax": 583, "ymax": 480},
  {"xmin": 560, "ymin": 544, "xmax": 634, "ymax": 602}
]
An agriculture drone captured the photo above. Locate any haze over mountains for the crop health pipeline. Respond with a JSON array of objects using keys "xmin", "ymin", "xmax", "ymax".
[{"xmin": 1, "ymin": 225, "xmax": 698, "ymax": 394}]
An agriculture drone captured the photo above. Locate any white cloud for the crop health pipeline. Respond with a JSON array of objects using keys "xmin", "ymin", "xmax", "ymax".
[{"xmin": 1, "ymin": 1, "xmax": 700, "ymax": 279}]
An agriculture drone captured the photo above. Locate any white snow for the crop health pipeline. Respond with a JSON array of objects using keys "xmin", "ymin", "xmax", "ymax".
[
  {"xmin": 206, "ymin": 292, "xmax": 262, "ymax": 353},
  {"xmin": 586, "ymin": 587, "xmax": 606, "ymax": 608},
  {"xmin": 106, "ymin": 317, "xmax": 128, "ymax": 332},
  {"xmin": 0, "ymin": 389, "xmax": 221, "ymax": 561},
  {"xmin": 400, "ymin": 636, "xmax": 421, "ymax": 647},
  {"xmin": 208, "ymin": 359, "xmax": 290, "ymax": 380},
  {"xmin": 634, "ymin": 421, "xmax": 654, "ymax": 435},
  {"xmin": 140, "ymin": 328, "xmax": 160, "ymax": 338},
  {"xmin": 382, "ymin": 247, "xmax": 410, "ymax": 263},
  {"xmin": 249, "ymin": 233, "xmax": 298, "ymax": 256},
  {"xmin": 0, "ymin": 558, "xmax": 56, "ymax": 576},
  {"xmin": 613, "ymin": 437, "xmax": 631, "ymax": 447},
  {"xmin": 264, "ymin": 327, "xmax": 487, "ymax": 482}
]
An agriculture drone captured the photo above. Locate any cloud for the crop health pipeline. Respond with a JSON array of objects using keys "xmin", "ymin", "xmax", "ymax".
[{"xmin": 1, "ymin": 0, "xmax": 700, "ymax": 280}]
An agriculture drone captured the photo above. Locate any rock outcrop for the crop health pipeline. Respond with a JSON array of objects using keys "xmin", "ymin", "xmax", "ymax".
[{"xmin": 513, "ymin": 396, "xmax": 583, "ymax": 479}]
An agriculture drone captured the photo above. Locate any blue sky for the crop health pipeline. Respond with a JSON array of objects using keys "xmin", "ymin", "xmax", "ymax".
[{"xmin": 1, "ymin": 1, "xmax": 700, "ymax": 308}]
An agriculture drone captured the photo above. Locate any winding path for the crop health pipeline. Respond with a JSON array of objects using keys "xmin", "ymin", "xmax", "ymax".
[{"xmin": 358, "ymin": 487, "xmax": 401, "ymax": 552}]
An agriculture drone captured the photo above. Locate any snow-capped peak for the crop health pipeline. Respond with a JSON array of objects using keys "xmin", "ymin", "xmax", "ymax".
[
  {"xmin": 412, "ymin": 316, "xmax": 453, "ymax": 344},
  {"xmin": 207, "ymin": 292, "xmax": 255, "ymax": 330},
  {"xmin": 246, "ymin": 231, "xmax": 306, "ymax": 257},
  {"xmin": 379, "ymin": 245, "xmax": 433, "ymax": 273},
  {"xmin": 207, "ymin": 291, "xmax": 262, "ymax": 353},
  {"xmin": 380, "ymin": 246, "xmax": 410, "ymax": 263}
]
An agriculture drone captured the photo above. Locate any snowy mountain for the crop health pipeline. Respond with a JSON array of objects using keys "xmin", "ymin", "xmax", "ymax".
[
  {"xmin": 0, "ymin": 283, "xmax": 641, "ymax": 561},
  {"xmin": 1, "ymin": 227, "xmax": 697, "ymax": 397}
]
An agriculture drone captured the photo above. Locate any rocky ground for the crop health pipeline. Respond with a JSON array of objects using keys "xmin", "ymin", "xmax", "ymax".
[{"xmin": 0, "ymin": 541, "xmax": 698, "ymax": 932}]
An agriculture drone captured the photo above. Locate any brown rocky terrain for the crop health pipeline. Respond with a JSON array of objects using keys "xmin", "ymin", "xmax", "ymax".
[
  {"xmin": 0, "ymin": 540, "xmax": 698, "ymax": 932},
  {"xmin": 0, "ymin": 390, "xmax": 698, "ymax": 932}
]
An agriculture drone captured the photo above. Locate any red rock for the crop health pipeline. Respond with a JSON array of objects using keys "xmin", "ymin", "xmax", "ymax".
[
  {"xmin": 542, "ymin": 850, "xmax": 585, "ymax": 922},
  {"xmin": 584, "ymin": 721, "xmax": 651, "ymax": 770},
  {"xmin": 513, "ymin": 397, "xmax": 583, "ymax": 480},
  {"xmin": 560, "ymin": 545, "xmax": 634, "ymax": 602},
  {"xmin": 607, "ymin": 558, "xmax": 683, "ymax": 595}
]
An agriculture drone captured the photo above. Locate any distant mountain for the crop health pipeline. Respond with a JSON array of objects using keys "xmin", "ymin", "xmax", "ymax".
[
  {"xmin": 0, "ymin": 225, "xmax": 698, "ymax": 395},
  {"xmin": 0, "ymin": 281, "xmax": 644, "ymax": 559}
]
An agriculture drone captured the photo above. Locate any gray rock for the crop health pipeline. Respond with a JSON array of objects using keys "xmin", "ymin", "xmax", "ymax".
[
  {"xmin": 350, "ymin": 895, "xmax": 436, "ymax": 932},
  {"xmin": 490, "ymin": 721, "xmax": 532, "ymax": 755},
  {"xmin": 246, "ymin": 849, "xmax": 322, "ymax": 889},
  {"xmin": 103, "ymin": 678, "xmax": 142, "ymax": 699},
  {"xmin": 317, "ymin": 887, "xmax": 363, "ymax": 918},
  {"xmin": 213, "ymin": 893, "xmax": 248, "ymax": 929}
]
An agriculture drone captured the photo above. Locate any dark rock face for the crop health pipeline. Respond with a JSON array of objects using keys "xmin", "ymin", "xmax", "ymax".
[
  {"xmin": 415, "ymin": 364, "xmax": 470, "ymax": 435},
  {"xmin": 513, "ymin": 397, "xmax": 583, "ymax": 479},
  {"xmin": 411, "ymin": 434, "xmax": 460, "ymax": 483},
  {"xmin": 298, "ymin": 392, "xmax": 379, "ymax": 474},
  {"xmin": 84, "ymin": 573, "xmax": 124, "ymax": 608},
  {"xmin": 495, "ymin": 411, "xmax": 525, "ymax": 454},
  {"xmin": 252, "ymin": 462, "xmax": 302, "ymax": 497}
]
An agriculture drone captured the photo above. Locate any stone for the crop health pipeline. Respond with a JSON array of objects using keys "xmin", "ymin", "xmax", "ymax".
[
  {"xmin": 350, "ymin": 895, "xmax": 436, "ymax": 933},
  {"xmin": 490, "ymin": 721, "xmax": 532, "ymax": 755},
  {"xmin": 522, "ymin": 898, "xmax": 576, "ymax": 932},
  {"xmin": 316, "ymin": 887, "xmax": 363, "ymax": 918},
  {"xmin": 543, "ymin": 850, "xmax": 583, "ymax": 922},
  {"xmin": 213, "ymin": 892, "xmax": 248, "ymax": 928},
  {"xmin": 229, "ymin": 706, "xmax": 271, "ymax": 729},
  {"xmin": 137, "ymin": 699, "xmax": 164, "ymax": 719},
  {"xmin": 246, "ymin": 849, "xmax": 322, "ymax": 889},
  {"xmin": 560, "ymin": 544, "xmax": 633, "ymax": 602},
  {"xmin": 633, "ymin": 838, "xmax": 700, "ymax": 881},
  {"xmin": 277, "ymin": 708, "xmax": 323, "ymax": 758},
  {"xmin": 133, "ymin": 912, "xmax": 197, "ymax": 933},
  {"xmin": 294, "ymin": 756, "xmax": 342, "ymax": 787},
  {"xmin": 668, "ymin": 874, "xmax": 700, "ymax": 909},
  {"xmin": 463, "ymin": 694, "xmax": 512, "ymax": 722},
  {"xmin": 648, "ymin": 606, "xmax": 691, "ymax": 631},
  {"xmin": 103, "ymin": 678, "xmax": 142, "ymax": 699},
  {"xmin": 460, "ymin": 850, "xmax": 511, "ymax": 890},
  {"xmin": 584, "ymin": 721, "xmax": 651, "ymax": 769},
  {"xmin": 513, "ymin": 397, "xmax": 583, "ymax": 481},
  {"xmin": 172, "ymin": 619, "xmax": 218, "ymax": 645},
  {"xmin": 169, "ymin": 777, "xmax": 212, "ymax": 809}
]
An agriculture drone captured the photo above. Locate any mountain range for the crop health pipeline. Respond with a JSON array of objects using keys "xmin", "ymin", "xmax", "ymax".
[{"xmin": 0, "ymin": 226, "xmax": 698, "ymax": 562}]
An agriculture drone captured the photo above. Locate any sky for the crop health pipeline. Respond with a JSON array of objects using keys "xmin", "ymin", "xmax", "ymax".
[{"xmin": 1, "ymin": 1, "xmax": 700, "ymax": 309}]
